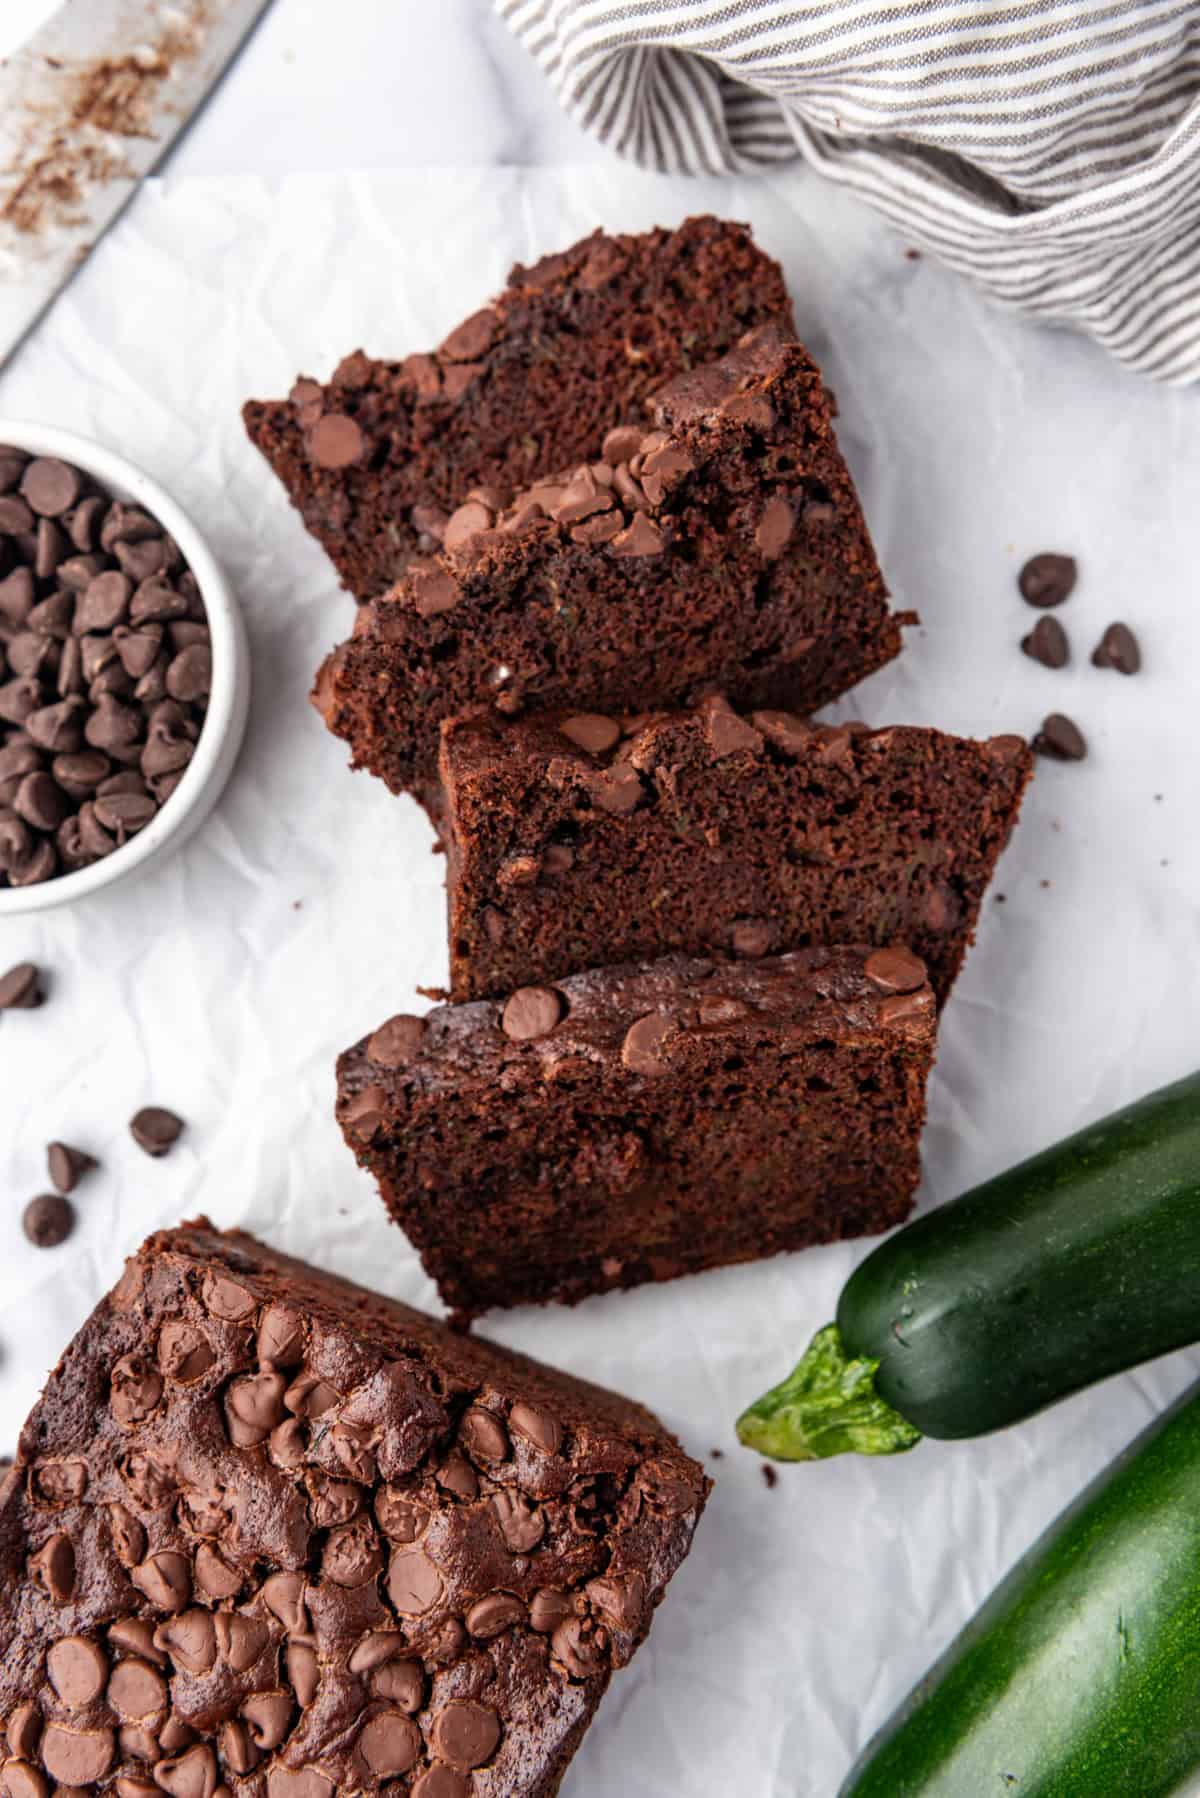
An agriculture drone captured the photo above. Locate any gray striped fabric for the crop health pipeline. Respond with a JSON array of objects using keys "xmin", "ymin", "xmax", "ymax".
[{"xmin": 497, "ymin": 1, "xmax": 1200, "ymax": 383}]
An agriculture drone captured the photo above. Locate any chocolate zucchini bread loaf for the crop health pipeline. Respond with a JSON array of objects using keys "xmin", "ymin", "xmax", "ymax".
[
  {"xmin": 315, "ymin": 325, "xmax": 907, "ymax": 804},
  {"xmin": 243, "ymin": 216, "xmax": 794, "ymax": 600},
  {"xmin": 336, "ymin": 947, "xmax": 937, "ymax": 1317},
  {"xmin": 0, "ymin": 1221, "xmax": 708, "ymax": 1798},
  {"xmin": 439, "ymin": 696, "xmax": 1034, "ymax": 1006}
]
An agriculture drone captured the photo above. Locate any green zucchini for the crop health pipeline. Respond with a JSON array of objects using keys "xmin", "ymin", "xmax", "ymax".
[
  {"xmin": 738, "ymin": 1070, "xmax": 1200, "ymax": 1461},
  {"xmin": 841, "ymin": 1378, "xmax": 1200, "ymax": 1797}
]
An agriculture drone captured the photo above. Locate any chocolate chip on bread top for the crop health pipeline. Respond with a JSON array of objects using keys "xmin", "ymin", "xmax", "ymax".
[{"xmin": 0, "ymin": 1223, "xmax": 708, "ymax": 1797}]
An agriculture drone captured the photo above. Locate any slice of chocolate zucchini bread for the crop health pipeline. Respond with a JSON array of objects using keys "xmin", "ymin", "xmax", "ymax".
[
  {"xmin": 438, "ymin": 697, "xmax": 1034, "ymax": 1005},
  {"xmin": 243, "ymin": 215, "xmax": 795, "ymax": 599},
  {"xmin": 336, "ymin": 947, "xmax": 937, "ymax": 1317},
  {"xmin": 314, "ymin": 326, "xmax": 907, "ymax": 805}
]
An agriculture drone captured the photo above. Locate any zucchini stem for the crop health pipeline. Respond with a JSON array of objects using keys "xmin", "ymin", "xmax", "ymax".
[{"xmin": 736, "ymin": 1324, "xmax": 923, "ymax": 1461}]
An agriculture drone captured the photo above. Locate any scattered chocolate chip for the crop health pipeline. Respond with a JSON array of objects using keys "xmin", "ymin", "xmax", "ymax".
[
  {"xmin": 1034, "ymin": 712, "xmax": 1087, "ymax": 761},
  {"xmin": 130, "ymin": 1107, "xmax": 184, "ymax": 1157},
  {"xmin": 1021, "ymin": 614, "xmax": 1069, "ymax": 668},
  {"xmin": 1091, "ymin": 621, "xmax": 1141, "ymax": 674},
  {"xmin": 23, "ymin": 1194, "xmax": 75, "ymax": 1247},
  {"xmin": 501, "ymin": 985, "xmax": 564, "ymax": 1041},
  {"xmin": 0, "ymin": 962, "xmax": 43, "ymax": 1008},
  {"xmin": 1019, "ymin": 552, "xmax": 1077, "ymax": 608},
  {"xmin": 47, "ymin": 1142, "xmax": 97, "ymax": 1193},
  {"xmin": 762, "ymin": 1464, "xmax": 778, "ymax": 1490}
]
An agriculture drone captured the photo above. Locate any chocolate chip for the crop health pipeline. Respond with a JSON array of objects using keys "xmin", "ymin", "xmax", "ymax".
[
  {"xmin": 387, "ymin": 1546, "xmax": 443, "ymax": 1616},
  {"xmin": 309, "ymin": 413, "xmax": 364, "ymax": 468},
  {"xmin": 165, "ymin": 644, "xmax": 211, "ymax": 703},
  {"xmin": 1092, "ymin": 621, "xmax": 1141, "ymax": 674},
  {"xmin": 35, "ymin": 517, "xmax": 68, "ymax": 580},
  {"xmin": 14, "ymin": 769, "xmax": 70, "ymax": 830},
  {"xmin": 879, "ymin": 989, "xmax": 936, "ymax": 1034},
  {"xmin": 48, "ymin": 1635, "xmax": 107, "ymax": 1707},
  {"xmin": 47, "ymin": 1142, "xmax": 97, "ymax": 1193},
  {"xmin": 21, "ymin": 459, "xmax": 81, "ymax": 517},
  {"xmin": 0, "ymin": 495, "xmax": 35, "ymax": 534},
  {"xmin": 755, "ymin": 496, "xmax": 796, "ymax": 559},
  {"xmin": 7, "ymin": 1702, "xmax": 42, "ymax": 1759},
  {"xmin": 864, "ymin": 947, "xmax": 927, "ymax": 993},
  {"xmin": 1019, "ymin": 552, "xmax": 1077, "ymax": 608},
  {"xmin": 586, "ymin": 762, "xmax": 643, "ymax": 815},
  {"xmin": 610, "ymin": 512, "xmax": 663, "ymax": 556},
  {"xmin": 367, "ymin": 1013, "xmax": 426, "ymax": 1066},
  {"xmin": 703, "ymin": 697, "xmax": 763, "ymax": 758},
  {"xmin": 621, "ymin": 1011, "xmax": 676, "ymax": 1074},
  {"xmin": 109, "ymin": 1658, "xmax": 167, "ymax": 1720},
  {"xmin": 131, "ymin": 1550, "xmax": 190, "ymax": 1612},
  {"xmin": 0, "ymin": 962, "xmax": 43, "ymax": 1008},
  {"xmin": 358, "ymin": 1713, "xmax": 422, "ymax": 1777},
  {"xmin": 431, "ymin": 1701, "xmax": 502, "ymax": 1771},
  {"xmin": 490, "ymin": 1488, "xmax": 544, "ymax": 1552},
  {"xmin": 443, "ymin": 499, "xmax": 494, "ymax": 551},
  {"xmin": 42, "ymin": 1725, "xmax": 114, "ymax": 1786},
  {"xmin": 67, "ymin": 495, "xmax": 103, "ymax": 551},
  {"xmin": 26, "ymin": 699, "xmax": 84, "ymax": 753},
  {"xmin": 508, "ymin": 1400, "xmax": 563, "ymax": 1455},
  {"xmin": 129, "ymin": 1107, "xmax": 184, "ymax": 1156},
  {"xmin": 23, "ymin": 1194, "xmax": 74, "ymax": 1247},
  {"xmin": 409, "ymin": 562, "xmax": 461, "ymax": 618},
  {"xmin": 559, "ymin": 712, "xmax": 620, "ymax": 754},
  {"xmin": 529, "ymin": 1588, "xmax": 573, "ymax": 1634},
  {"xmin": 53, "ymin": 749, "xmax": 110, "ymax": 798},
  {"xmin": 731, "ymin": 919, "xmax": 773, "ymax": 957},
  {"xmin": 30, "ymin": 1530, "xmax": 75, "ymax": 1599},
  {"xmin": 410, "ymin": 1769, "xmax": 469, "ymax": 1798},
  {"xmin": 459, "ymin": 1405, "xmax": 509, "ymax": 1461},
  {"xmin": 440, "ymin": 307, "xmax": 499, "ymax": 361},
  {"xmin": 501, "ymin": 985, "xmax": 564, "ymax": 1041},
  {"xmin": 76, "ymin": 570, "xmax": 131, "ymax": 633},
  {"xmin": 1034, "ymin": 712, "xmax": 1087, "ymax": 760},
  {"xmin": 94, "ymin": 789, "xmax": 156, "ymax": 839},
  {"xmin": 1021, "ymin": 614, "xmax": 1069, "ymax": 668}
]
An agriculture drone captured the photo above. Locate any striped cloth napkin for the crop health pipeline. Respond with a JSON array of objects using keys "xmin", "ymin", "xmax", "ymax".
[{"xmin": 497, "ymin": 1, "xmax": 1200, "ymax": 383}]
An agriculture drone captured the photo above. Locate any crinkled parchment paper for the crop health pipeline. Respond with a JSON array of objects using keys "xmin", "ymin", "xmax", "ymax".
[{"xmin": 2, "ymin": 164, "xmax": 1199, "ymax": 1796}]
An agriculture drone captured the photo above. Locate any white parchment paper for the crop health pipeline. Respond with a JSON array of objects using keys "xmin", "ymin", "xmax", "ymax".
[{"xmin": 2, "ymin": 164, "xmax": 1200, "ymax": 1797}]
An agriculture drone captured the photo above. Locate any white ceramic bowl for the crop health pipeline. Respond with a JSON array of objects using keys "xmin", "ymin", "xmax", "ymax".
[{"xmin": 0, "ymin": 421, "xmax": 250, "ymax": 915}]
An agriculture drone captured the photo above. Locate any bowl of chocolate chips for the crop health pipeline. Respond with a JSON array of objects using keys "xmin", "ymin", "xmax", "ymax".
[{"xmin": 0, "ymin": 422, "xmax": 249, "ymax": 913}]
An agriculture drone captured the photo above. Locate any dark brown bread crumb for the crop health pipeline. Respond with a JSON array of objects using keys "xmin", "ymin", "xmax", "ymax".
[
  {"xmin": 336, "ymin": 947, "xmax": 937, "ymax": 1318},
  {"xmin": 439, "ymin": 697, "xmax": 1034, "ymax": 1006},
  {"xmin": 316, "ymin": 326, "xmax": 907, "ymax": 805},
  {"xmin": 243, "ymin": 216, "xmax": 795, "ymax": 601},
  {"xmin": 0, "ymin": 1221, "xmax": 707, "ymax": 1798}
]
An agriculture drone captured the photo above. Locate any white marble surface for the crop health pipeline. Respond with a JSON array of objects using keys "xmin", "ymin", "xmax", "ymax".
[
  {"xmin": 1, "ymin": 0, "xmax": 606, "ymax": 174},
  {"xmin": 3, "ymin": 8, "xmax": 1200, "ymax": 1798}
]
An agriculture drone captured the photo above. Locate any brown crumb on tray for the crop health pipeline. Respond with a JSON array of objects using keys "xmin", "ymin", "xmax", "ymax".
[{"xmin": 762, "ymin": 1464, "xmax": 778, "ymax": 1489}]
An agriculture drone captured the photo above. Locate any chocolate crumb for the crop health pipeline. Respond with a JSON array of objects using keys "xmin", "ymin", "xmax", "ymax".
[{"xmin": 761, "ymin": 1465, "xmax": 778, "ymax": 1490}]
